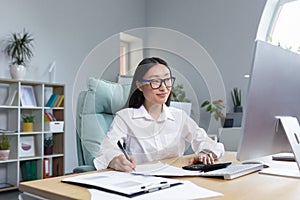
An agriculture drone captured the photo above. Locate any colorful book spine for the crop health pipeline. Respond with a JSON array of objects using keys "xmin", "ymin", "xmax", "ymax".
[
  {"xmin": 44, "ymin": 112, "xmax": 56, "ymax": 121},
  {"xmin": 50, "ymin": 94, "xmax": 59, "ymax": 107},
  {"xmin": 57, "ymin": 95, "xmax": 64, "ymax": 107},
  {"xmin": 46, "ymin": 94, "xmax": 64, "ymax": 108},
  {"xmin": 44, "ymin": 113, "xmax": 52, "ymax": 122},
  {"xmin": 53, "ymin": 95, "xmax": 62, "ymax": 107},
  {"xmin": 45, "ymin": 94, "xmax": 56, "ymax": 107},
  {"xmin": 48, "ymin": 113, "xmax": 57, "ymax": 121}
]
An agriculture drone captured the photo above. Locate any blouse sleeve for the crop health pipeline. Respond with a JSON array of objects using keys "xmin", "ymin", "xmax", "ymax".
[
  {"xmin": 182, "ymin": 113, "xmax": 225, "ymax": 159},
  {"xmin": 93, "ymin": 114, "xmax": 128, "ymax": 170}
]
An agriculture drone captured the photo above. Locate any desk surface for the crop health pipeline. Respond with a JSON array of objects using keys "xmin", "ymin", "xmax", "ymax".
[{"xmin": 19, "ymin": 152, "xmax": 300, "ymax": 200}]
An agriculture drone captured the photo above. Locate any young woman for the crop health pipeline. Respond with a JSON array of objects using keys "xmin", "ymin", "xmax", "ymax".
[{"xmin": 93, "ymin": 57, "xmax": 224, "ymax": 171}]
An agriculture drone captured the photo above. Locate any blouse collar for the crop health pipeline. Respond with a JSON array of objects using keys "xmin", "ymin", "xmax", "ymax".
[{"xmin": 133, "ymin": 104, "xmax": 175, "ymax": 121}]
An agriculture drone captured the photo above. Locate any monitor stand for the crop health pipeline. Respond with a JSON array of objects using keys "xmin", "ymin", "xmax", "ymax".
[{"xmin": 260, "ymin": 116, "xmax": 300, "ymax": 178}]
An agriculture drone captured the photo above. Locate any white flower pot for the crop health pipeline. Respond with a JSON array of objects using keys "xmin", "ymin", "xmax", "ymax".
[
  {"xmin": 10, "ymin": 64, "xmax": 26, "ymax": 80},
  {"xmin": 0, "ymin": 149, "xmax": 10, "ymax": 160}
]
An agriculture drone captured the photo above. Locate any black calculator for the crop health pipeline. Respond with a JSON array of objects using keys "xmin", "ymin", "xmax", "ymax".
[{"xmin": 182, "ymin": 162, "xmax": 232, "ymax": 172}]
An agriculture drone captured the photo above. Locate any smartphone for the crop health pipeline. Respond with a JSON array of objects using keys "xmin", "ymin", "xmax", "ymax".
[{"xmin": 182, "ymin": 162, "xmax": 232, "ymax": 172}]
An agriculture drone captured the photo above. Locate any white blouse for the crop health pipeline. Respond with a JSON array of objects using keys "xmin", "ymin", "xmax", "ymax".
[{"xmin": 93, "ymin": 104, "xmax": 224, "ymax": 170}]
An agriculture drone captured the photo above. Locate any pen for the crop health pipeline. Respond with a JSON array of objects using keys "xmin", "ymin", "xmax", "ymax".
[{"xmin": 117, "ymin": 140, "xmax": 135, "ymax": 171}]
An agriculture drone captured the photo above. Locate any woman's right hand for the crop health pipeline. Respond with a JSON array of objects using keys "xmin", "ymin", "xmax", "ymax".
[{"xmin": 108, "ymin": 154, "xmax": 136, "ymax": 172}]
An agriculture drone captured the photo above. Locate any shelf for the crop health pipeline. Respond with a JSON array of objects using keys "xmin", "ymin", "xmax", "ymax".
[
  {"xmin": 0, "ymin": 185, "xmax": 18, "ymax": 192},
  {"xmin": 20, "ymin": 132, "xmax": 43, "ymax": 135},
  {"xmin": 0, "ymin": 159, "xmax": 18, "ymax": 164},
  {"xmin": 44, "ymin": 107, "xmax": 64, "ymax": 110},
  {"xmin": 0, "ymin": 78, "xmax": 65, "ymax": 191},
  {"xmin": 0, "ymin": 105, "xmax": 18, "ymax": 109},
  {"xmin": 20, "ymin": 107, "xmax": 43, "ymax": 110},
  {"xmin": 44, "ymin": 154, "xmax": 64, "ymax": 158}
]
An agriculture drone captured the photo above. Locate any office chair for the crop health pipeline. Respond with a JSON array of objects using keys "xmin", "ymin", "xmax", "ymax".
[{"xmin": 73, "ymin": 78, "xmax": 130, "ymax": 173}]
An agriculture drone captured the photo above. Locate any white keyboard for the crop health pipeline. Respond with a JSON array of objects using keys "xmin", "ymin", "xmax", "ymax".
[{"xmin": 198, "ymin": 164, "xmax": 264, "ymax": 180}]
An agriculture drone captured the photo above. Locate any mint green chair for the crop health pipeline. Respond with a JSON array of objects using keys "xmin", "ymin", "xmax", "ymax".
[{"xmin": 73, "ymin": 78, "xmax": 130, "ymax": 173}]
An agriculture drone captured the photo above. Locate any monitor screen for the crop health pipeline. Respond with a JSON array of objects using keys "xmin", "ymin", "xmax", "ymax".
[{"xmin": 237, "ymin": 40, "xmax": 300, "ymax": 161}]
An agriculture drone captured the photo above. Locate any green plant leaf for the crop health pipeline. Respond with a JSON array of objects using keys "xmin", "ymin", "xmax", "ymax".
[
  {"xmin": 0, "ymin": 134, "xmax": 10, "ymax": 150},
  {"xmin": 4, "ymin": 29, "xmax": 34, "ymax": 66},
  {"xmin": 200, "ymin": 100, "xmax": 210, "ymax": 107},
  {"xmin": 206, "ymin": 105, "xmax": 212, "ymax": 112}
]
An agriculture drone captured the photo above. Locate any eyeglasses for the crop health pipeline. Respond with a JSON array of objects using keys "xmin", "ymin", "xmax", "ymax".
[{"xmin": 140, "ymin": 77, "xmax": 176, "ymax": 89}]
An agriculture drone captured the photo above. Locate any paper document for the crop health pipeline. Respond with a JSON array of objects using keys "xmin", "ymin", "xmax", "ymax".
[
  {"xmin": 259, "ymin": 158, "xmax": 300, "ymax": 178},
  {"xmin": 62, "ymin": 171, "xmax": 181, "ymax": 197},
  {"xmin": 133, "ymin": 162, "xmax": 201, "ymax": 176},
  {"xmin": 89, "ymin": 180, "xmax": 223, "ymax": 200}
]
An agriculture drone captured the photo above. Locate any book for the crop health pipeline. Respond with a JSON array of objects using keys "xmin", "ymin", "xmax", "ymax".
[
  {"xmin": 0, "ymin": 129, "xmax": 17, "ymax": 133},
  {"xmin": 44, "ymin": 113, "xmax": 52, "ymax": 122},
  {"xmin": 0, "ymin": 183, "xmax": 13, "ymax": 189},
  {"xmin": 50, "ymin": 94, "xmax": 59, "ymax": 107},
  {"xmin": 45, "ymin": 94, "xmax": 56, "ymax": 107},
  {"xmin": 57, "ymin": 95, "xmax": 64, "ymax": 107},
  {"xmin": 48, "ymin": 112, "xmax": 57, "ymax": 121},
  {"xmin": 53, "ymin": 95, "xmax": 62, "ymax": 107}
]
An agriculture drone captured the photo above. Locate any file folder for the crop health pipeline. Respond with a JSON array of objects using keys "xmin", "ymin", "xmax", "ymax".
[{"xmin": 62, "ymin": 171, "xmax": 182, "ymax": 197}]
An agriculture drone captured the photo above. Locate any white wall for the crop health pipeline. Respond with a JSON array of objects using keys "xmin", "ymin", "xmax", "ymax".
[
  {"xmin": 0, "ymin": 0, "xmax": 146, "ymax": 173},
  {"xmin": 145, "ymin": 0, "xmax": 267, "ymax": 130}
]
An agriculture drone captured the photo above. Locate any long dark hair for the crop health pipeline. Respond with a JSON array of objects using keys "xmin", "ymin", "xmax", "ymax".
[{"xmin": 125, "ymin": 57, "xmax": 173, "ymax": 108}]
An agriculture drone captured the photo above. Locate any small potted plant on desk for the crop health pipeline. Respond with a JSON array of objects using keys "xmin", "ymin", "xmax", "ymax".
[
  {"xmin": 0, "ymin": 134, "xmax": 10, "ymax": 160},
  {"xmin": 44, "ymin": 137, "xmax": 54, "ymax": 155},
  {"xmin": 22, "ymin": 114, "xmax": 35, "ymax": 132}
]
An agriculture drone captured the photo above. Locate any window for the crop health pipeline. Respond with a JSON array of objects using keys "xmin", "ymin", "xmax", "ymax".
[
  {"xmin": 268, "ymin": 0, "xmax": 300, "ymax": 53},
  {"xmin": 119, "ymin": 32, "xmax": 143, "ymax": 76},
  {"xmin": 120, "ymin": 41, "xmax": 129, "ymax": 75}
]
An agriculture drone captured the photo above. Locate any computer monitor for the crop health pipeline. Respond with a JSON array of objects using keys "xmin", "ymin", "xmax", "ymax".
[{"xmin": 237, "ymin": 40, "xmax": 300, "ymax": 161}]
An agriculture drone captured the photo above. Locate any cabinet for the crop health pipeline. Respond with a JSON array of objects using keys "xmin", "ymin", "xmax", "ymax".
[{"xmin": 0, "ymin": 78, "xmax": 65, "ymax": 192}]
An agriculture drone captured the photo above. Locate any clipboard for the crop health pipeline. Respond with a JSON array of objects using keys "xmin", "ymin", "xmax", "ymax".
[{"xmin": 62, "ymin": 171, "xmax": 182, "ymax": 197}]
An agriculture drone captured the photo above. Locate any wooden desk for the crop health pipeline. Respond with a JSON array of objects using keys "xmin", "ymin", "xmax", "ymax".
[{"xmin": 19, "ymin": 152, "xmax": 300, "ymax": 200}]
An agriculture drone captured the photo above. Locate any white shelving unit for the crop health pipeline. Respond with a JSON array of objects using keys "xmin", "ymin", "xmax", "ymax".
[{"xmin": 0, "ymin": 78, "xmax": 65, "ymax": 192}]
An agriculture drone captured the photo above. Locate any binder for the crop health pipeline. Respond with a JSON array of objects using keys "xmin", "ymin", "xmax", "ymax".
[
  {"xmin": 21, "ymin": 160, "xmax": 37, "ymax": 181},
  {"xmin": 62, "ymin": 171, "xmax": 182, "ymax": 198},
  {"xmin": 43, "ymin": 158, "xmax": 51, "ymax": 178}
]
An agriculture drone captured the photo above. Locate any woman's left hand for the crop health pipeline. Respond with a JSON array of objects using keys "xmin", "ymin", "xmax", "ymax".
[{"xmin": 188, "ymin": 152, "xmax": 216, "ymax": 165}]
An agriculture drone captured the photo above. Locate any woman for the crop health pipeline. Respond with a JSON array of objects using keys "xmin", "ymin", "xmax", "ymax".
[{"xmin": 93, "ymin": 57, "xmax": 224, "ymax": 171}]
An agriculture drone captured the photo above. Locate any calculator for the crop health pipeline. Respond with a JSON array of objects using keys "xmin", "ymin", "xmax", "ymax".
[{"xmin": 182, "ymin": 162, "xmax": 232, "ymax": 172}]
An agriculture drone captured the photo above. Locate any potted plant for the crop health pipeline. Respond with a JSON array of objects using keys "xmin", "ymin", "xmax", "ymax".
[
  {"xmin": 0, "ymin": 134, "xmax": 10, "ymax": 160},
  {"xmin": 170, "ymin": 84, "xmax": 192, "ymax": 116},
  {"xmin": 231, "ymin": 87, "xmax": 243, "ymax": 112},
  {"xmin": 201, "ymin": 99, "xmax": 225, "ymax": 121},
  {"xmin": 3, "ymin": 29, "xmax": 34, "ymax": 80},
  {"xmin": 22, "ymin": 114, "xmax": 35, "ymax": 132},
  {"xmin": 44, "ymin": 136, "xmax": 54, "ymax": 155},
  {"xmin": 200, "ymin": 99, "xmax": 233, "ymax": 128}
]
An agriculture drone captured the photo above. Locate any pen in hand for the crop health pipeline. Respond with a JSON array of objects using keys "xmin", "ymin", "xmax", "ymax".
[{"xmin": 117, "ymin": 140, "xmax": 135, "ymax": 171}]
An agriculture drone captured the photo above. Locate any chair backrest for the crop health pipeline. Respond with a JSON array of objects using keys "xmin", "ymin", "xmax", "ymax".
[{"xmin": 76, "ymin": 78, "xmax": 131, "ymax": 166}]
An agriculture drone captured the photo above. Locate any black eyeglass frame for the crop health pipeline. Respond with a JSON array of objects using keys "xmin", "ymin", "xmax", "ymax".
[{"xmin": 140, "ymin": 77, "xmax": 176, "ymax": 89}]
